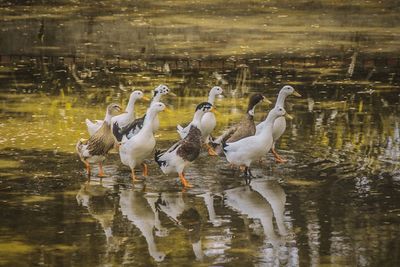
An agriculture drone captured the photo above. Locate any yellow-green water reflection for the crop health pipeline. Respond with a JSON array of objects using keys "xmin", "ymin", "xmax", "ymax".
[{"xmin": 0, "ymin": 82, "xmax": 399, "ymax": 266}]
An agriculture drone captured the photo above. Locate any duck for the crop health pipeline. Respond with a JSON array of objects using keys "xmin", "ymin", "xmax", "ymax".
[
  {"xmin": 118, "ymin": 102, "xmax": 165, "ymax": 181},
  {"xmin": 177, "ymin": 86, "xmax": 223, "ymax": 155},
  {"xmin": 222, "ymin": 106, "xmax": 291, "ymax": 177},
  {"xmin": 76, "ymin": 103, "xmax": 122, "ymax": 178},
  {"xmin": 212, "ymin": 93, "xmax": 270, "ymax": 154},
  {"xmin": 109, "ymin": 90, "xmax": 147, "ymax": 141},
  {"xmin": 155, "ymin": 102, "xmax": 214, "ymax": 188},
  {"xmin": 255, "ymin": 85, "xmax": 301, "ymax": 163},
  {"xmin": 85, "ymin": 90, "xmax": 145, "ymax": 136},
  {"xmin": 113, "ymin": 84, "xmax": 172, "ymax": 140}
]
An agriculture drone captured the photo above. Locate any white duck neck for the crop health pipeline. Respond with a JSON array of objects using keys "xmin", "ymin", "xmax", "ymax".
[
  {"xmin": 151, "ymin": 91, "xmax": 162, "ymax": 105},
  {"xmin": 275, "ymin": 90, "xmax": 288, "ymax": 108},
  {"xmin": 191, "ymin": 110, "xmax": 204, "ymax": 128},
  {"xmin": 207, "ymin": 91, "xmax": 216, "ymax": 105},
  {"xmin": 125, "ymin": 97, "xmax": 137, "ymax": 115},
  {"xmin": 142, "ymin": 109, "xmax": 158, "ymax": 133},
  {"xmin": 260, "ymin": 113, "xmax": 279, "ymax": 134}
]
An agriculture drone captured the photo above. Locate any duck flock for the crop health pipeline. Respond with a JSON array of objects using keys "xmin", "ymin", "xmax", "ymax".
[{"xmin": 76, "ymin": 84, "xmax": 301, "ymax": 187}]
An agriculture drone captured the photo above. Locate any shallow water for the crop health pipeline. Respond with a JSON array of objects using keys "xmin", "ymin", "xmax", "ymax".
[
  {"xmin": 1, "ymin": 79, "xmax": 400, "ymax": 266},
  {"xmin": 1, "ymin": 1, "xmax": 400, "ymax": 266}
]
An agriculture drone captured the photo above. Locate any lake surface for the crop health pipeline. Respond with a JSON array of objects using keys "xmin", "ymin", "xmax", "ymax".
[{"xmin": 1, "ymin": 1, "xmax": 400, "ymax": 266}]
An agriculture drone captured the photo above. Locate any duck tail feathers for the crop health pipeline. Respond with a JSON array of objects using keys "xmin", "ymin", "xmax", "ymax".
[
  {"xmin": 112, "ymin": 121, "xmax": 124, "ymax": 142},
  {"xmin": 154, "ymin": 149, "xmax": 166, "ymax": 167},
  {"xmin": 222, "ymin": 141, "xmax": 229, "ymax": 153}
]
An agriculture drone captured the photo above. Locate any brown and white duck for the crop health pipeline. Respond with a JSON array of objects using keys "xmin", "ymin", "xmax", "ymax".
[
  {"xmin": 212, "ymin": 94, "xmax": 270, "ymax": 154},
  {"xmin": 155, "ymin": 102, "xmax": 214, "ymax": 188},
  {"xmin": 76, "ymin": 103, "xmax": 122, "ymax": 178}
]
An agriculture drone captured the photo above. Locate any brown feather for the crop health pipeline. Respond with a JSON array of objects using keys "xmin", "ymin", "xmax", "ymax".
[
  {"xmin": 226, "ymin": 114, "xmax": 256, "ymax": 143},
  {"xmin": 177, "ymin": 125, "xmax": 202, "ymax": 162},
  {"xmin": 86, "ymin": 121, "xmax": 115, "ymax": 157}
]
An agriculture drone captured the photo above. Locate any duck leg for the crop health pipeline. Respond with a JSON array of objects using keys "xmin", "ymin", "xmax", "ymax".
[
  {"xmin": 244, "ymin": 167, "xmax": 254, "ymax": 184},
  {"xmin": 179, "ymin": 172, "xmax": 193, "ymax": 188},
  {"xmin": 85, "ymin": 161, "xmax": 91, "ymax": 179},
  {"xmin": 131, "ymin": 168, "xmax": 138, "ymax": 181},
  {"xmin": 142, "ymin": 163, "xmax": 148, "ymax": 176},
  {"xmin": 204, "ymin": 143, "xmax": 218, "ymax": 156},
  {"xmin": 98, "ymin": 163, "xmax": 106, "ymax": 177},
  {"xmin": 271, "ymin": 147, "xmax": 287, "ymax": 163}
]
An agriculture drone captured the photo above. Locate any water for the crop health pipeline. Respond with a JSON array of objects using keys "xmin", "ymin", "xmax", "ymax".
[{"xmin": 1, "ymin": 1, "xmax": 400, "ymax": 266}]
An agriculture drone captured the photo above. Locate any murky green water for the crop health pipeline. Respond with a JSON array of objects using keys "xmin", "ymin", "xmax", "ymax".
[
  {"xmin": 1, "ymin": 1, "xmax": 400, "ymax": 266},
  {"xmin": 1, "ymin": 79, "xmax": 399, "ymax": 266}
]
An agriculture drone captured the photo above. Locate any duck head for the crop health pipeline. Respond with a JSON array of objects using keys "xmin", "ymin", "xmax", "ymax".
[
  {"xmin": 107, "ymin": 103, "xmax": 123, "ymax": 116},
  {"xmin": 247, "ymin": 94, "xmax": 271, "ymax": 116},
  {"xmin": 280, "ymin": 85, "xmax": 301, "ymax": 97}
]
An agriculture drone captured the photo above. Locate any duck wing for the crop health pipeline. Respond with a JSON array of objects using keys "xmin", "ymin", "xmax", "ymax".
[
  {"xmin": 226, "ymin": 117, "xmax": 256, "ymax": 143},
  {"xmin": 114, "ymin": 115, "xmax": 145, "ymax": 141},
  {"xmin": 87, "ymin": 123, "xmax": 115, "ymax": 156}
]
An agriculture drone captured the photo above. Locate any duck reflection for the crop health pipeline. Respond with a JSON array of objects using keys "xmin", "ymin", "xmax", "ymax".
[
  {"xmin": 251, "ymin": 179, "xmax": 287, "ymax": 237},
  {"xmin": 119, "ymin": 189, "xmax": 166, "ymax": 262},
  {"xmin": 152, "ymin": 192, "xmax": 205, "ymax": 261},
  {"xmin": 76, "ymin": 180, "xmax": 116, "ymax": 244},
  {"xmin": 199, "ymin": 191, "xmax": 223, "ymax": 227},
  {"xmin": 224, "ymin": 185, "xmax": 280, "ymax": 246}
]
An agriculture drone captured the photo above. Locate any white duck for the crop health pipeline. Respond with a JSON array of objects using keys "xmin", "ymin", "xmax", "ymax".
[
  {"xmin": 177, "ymin": 86, "xmax": 223, "ymax": 155},
  {"xmin": 110, "ymin": 90, "xmax": 146, "ymax": 142},
  {"xmin": 114, "ymin": 84, "xmax": 172, "ymax": 139},
  {"xmin": 223, "ymin": 106, "xmax": 291, "ymax": 177},
  {"xmin": 155, "ymin": 102, "xmax": 214, "ymax": 188},
  {"xmin": 119, "ymin": 189, "xmax": 166, "ymax": 262},
  {"xmin": 85, "ymin": 90, "xmax": 144, "ymax": 136},
  {"xmin": 256, "ymin": 85, "xmax": 301, "ymax": 162},
  {"xmin": 119, "ymin": 102, "xmax": 165, "ymax": 181}
]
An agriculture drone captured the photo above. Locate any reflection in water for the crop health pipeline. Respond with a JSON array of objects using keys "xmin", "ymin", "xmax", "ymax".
[
  {"xmin": 1, "ymin": 2, "xmax": 400, "ymax": 263},
  {"xmin": 251, "ymin": 180, "xmax": 287, "ymax": 237},
  {"xmin": 76, "ymin": 180, "xmax": 115, "ymax": 244},
  {"xmin": 119, "ymin": 189, "xmax": 166, "ymax": 262},
  {"xmin": 154, "ymin": 192, "xmax": 205, "ymax": 261},
  {"xmin": 199, "ymin": 192, "xmax": 223, "ymax": 227},
  {"xmin": 224, "ymin": 185, "xmax": 284, "ymax": 266}
]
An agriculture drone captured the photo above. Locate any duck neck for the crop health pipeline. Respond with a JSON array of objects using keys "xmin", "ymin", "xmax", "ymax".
[
  {"xmin": 142, "ymin": 109, "xmax": 157, "ymax": 133},
  {"xmin": 125, "ymin": 97, "xmax": 136, "ymax": 115},
  {"xmin": 191, "ymin": 111, "xmax": 204, "ymax": 128},
  {"xmin": 104, "ymin": 110, "xmax": 112, "ymax": 125},
  {"xmin": 275, "ymin": 91, "xmax": 287, "ymax": 108},
  {"xmin": 151, "ymin": 92, "xmax": 162, "ymax": 105},
  {"xmin": 207, "ymin": 92, "xmax": 216, "ymax": 105},
  {"xmin": 247, "ymin": 106, "xmax": 256, "ymax": 118},
  {"xmin": 260, "ymin": 113, "xmax": 278, "ymax": 134}
]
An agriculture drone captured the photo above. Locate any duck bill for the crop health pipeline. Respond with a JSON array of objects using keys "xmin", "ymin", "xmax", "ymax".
[
  {"xmin": 142, "ymin": 96, "xmax": 151, "ymax": 102},
  {"xmin": 164, "ymin": 107, "xmax": 173, "ymax": 114},
  {"xmin": 285, "ymin": 113, "xmax": 294, "ymax": 120},
  {"xmin": 263, "ymin": 97, "xmax": 272, "ymax": 104},
  {"xmin": 169, "ymin": 92, "xmax": 177, "ymax": 97},
  {"xmin": 293, "ymin": 90, "xmax": 302, "ymax": 97},
  {"xmin": 210, "ymin": 106, "xmax": 220, "ymax": 114}
]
